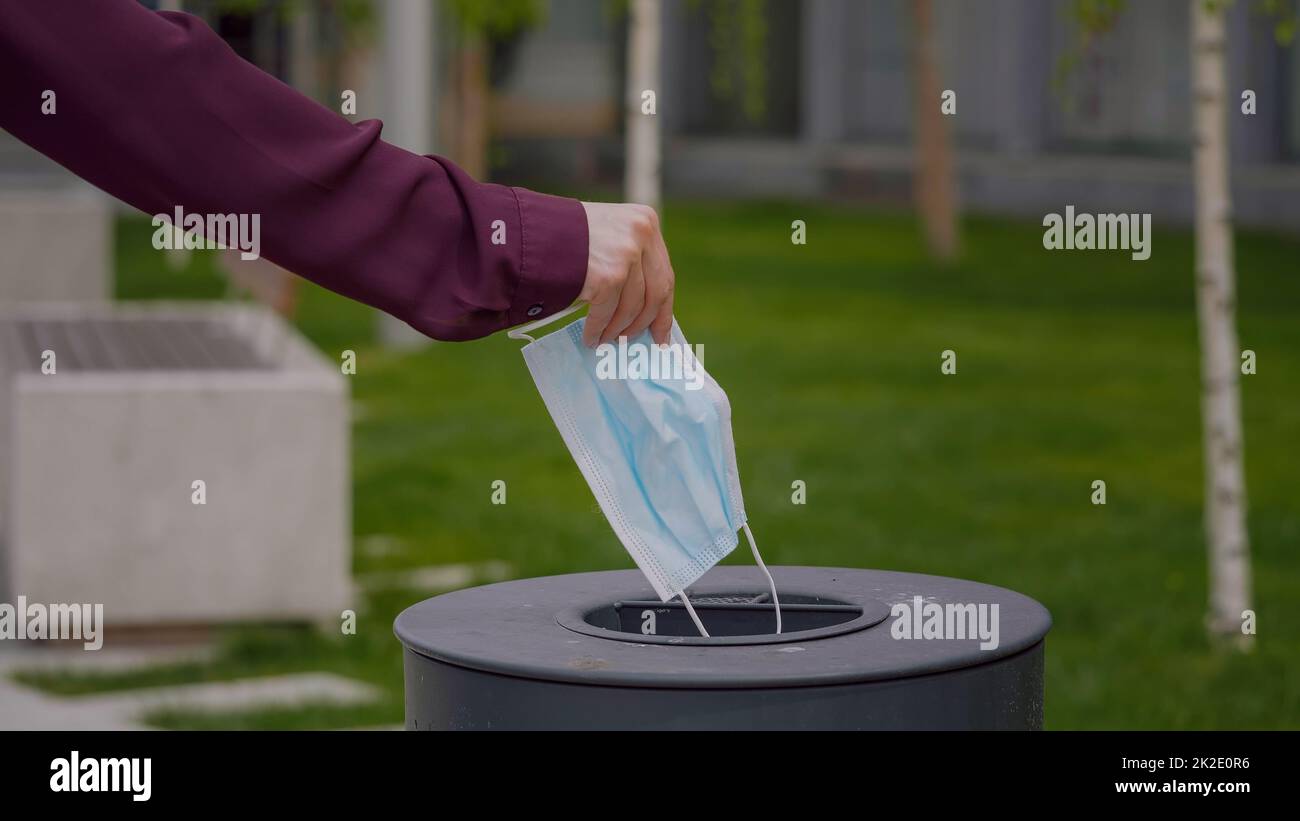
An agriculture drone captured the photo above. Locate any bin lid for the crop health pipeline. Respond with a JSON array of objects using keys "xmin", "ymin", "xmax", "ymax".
[{"xmin": 394, "ymin": 566, "xmax": 1052, "ymax": 690}]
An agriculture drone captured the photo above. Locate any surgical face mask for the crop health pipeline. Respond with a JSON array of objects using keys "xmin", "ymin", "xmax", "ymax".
[{"xmin": 511, "ymin": 305, "xmax": 779, "ymax": 637}]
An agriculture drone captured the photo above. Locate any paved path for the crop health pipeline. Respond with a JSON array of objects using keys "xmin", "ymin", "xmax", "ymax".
[
  {"xmin": 356, "ymin": 560, "xmax": 512, "ymax": 593},
  {"xmin": 0, "ymin": 647, "xmax": 382, "ymax": 730}
]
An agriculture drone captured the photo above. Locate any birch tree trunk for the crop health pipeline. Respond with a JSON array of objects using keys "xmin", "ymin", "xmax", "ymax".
[
  {"xmin": 454, "ymin": 31, "xmax": 489, "ymax": 182},
  {"xmin": 909, "ymin": 0, "xmax": 958, "ymax": 260},
  {"xmin": 1190, "ymin": 0, "xmax": 1252, "ymax": 647},
  {"xmin": 379, "ymin": 0, "xmax": 436, "ymax": 347},
  {"xmin": 625, "ymin": 0, "xmax": 662, "ymax": 210}
]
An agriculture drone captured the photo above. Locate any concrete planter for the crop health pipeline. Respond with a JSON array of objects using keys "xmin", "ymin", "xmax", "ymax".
[
  {"xmin": 0, "ymin": 185, "xmax": 111, "ymax": 303},
  {"xmin": 0, "ymin": 303, "xmax": 350, "ymax": 626}
]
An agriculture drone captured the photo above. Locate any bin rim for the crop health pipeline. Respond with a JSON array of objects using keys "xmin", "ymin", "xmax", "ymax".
[{"xmin": 393, "ymin": 566, "xmax": 1053, "ymax": 690}]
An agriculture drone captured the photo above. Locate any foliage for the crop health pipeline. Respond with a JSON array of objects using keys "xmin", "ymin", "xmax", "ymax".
[
  {"xmin": 683, "ymin": 0, "xmax": 768, "ymax": 124},
  {"xmin": 708, "ymin": 0, "xmax": 768, "ymax": 123},
  {"xmin": 211, "ymin": 0, "xmax": 376, "ymax": 47},
  {"xmin": 446, "ymin": 0, "xmax": 545, "ymax": 39},
  {"xmin": 1257, "ymin": 0, "xmax": 1297, "ymax": 44},
  {"xmin": 1055, "ymin": 0, "xmax": 1296, "ymax": 107},
  {"xmin": 1052, "ymin": 0, "xmax": 1126, "ymax": 101}
]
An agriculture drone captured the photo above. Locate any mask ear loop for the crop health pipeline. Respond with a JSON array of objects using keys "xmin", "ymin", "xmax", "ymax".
[
  {"xmin": 743, "ymin": 523, "xmax": 782, "ymax": 634},
  {"xmin": 678, "ymin": 591, "xmax": 710, "ymax": 637},
  {"xmin": 681, "ymin": 525, "xmax": 779, "ymax": 638},
  {"xmin": 507, "ymin": 302, "xmax": 586, "ymax": 343}
]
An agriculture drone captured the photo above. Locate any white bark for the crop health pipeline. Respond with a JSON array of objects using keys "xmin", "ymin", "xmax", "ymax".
[
  {"xmin": 625, "ymin": 0, "xmax": 662, "ymax": 210},
  {"xmin": 379, "ymin": 0, "xmax": 437, "ymax": 348},
  {"xmin": 1190, "ymin": 0, "xmax": 1252, "ymax": 644},
  {"xmin": 288, "ymin": 2, "xmax": 319, "ymax": 103}
]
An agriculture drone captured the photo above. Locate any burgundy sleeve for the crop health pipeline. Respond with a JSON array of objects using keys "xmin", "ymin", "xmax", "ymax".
[{"xmin": 0, "ymin": 0, "xmax": 589, "ymax": 341}]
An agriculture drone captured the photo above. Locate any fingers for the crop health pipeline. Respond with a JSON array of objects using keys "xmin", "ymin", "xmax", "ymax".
[
  {"xmin": 577, "ymin": 202, "xmax": 675, "ymax": 347},
  {"xmin": 649, "ymin": 279, "xmax": 674, "ymax": 345},
  {"xmin": 598, "ymin": 259, "xmax": 646, "ymax": 345},
  {"xmin": 622, "ymin": 250, "xmax": 661, "ymax": 341},
  {"xmin": 647, "ymin": 231, "xmax": 675, "ymax": 345},
  {"xmin": 582, "ymin": 287, "xmax": 619, "ymax": 348},
  {"xmin": 625, "ymin": 232, "xmax": 674, "ymax": 343}
]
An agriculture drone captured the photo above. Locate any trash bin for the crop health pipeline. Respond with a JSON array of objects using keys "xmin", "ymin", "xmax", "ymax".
[{"xmin": 394, "ymin": 566, "xmax": 1051, "ymax": 730}]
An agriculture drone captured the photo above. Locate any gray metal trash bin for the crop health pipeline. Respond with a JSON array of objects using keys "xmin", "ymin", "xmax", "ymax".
[{"xmin": 394, "ymin": 566, "xmax": 1051, "ymax": 730}]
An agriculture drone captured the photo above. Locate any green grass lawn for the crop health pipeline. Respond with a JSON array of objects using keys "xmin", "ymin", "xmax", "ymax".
[{"xmin": 20, "ymin": 202, "xmax": 1299, "ymax": 729}]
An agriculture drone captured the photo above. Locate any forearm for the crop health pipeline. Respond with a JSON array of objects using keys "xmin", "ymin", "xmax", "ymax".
[{"xmin": 0, "ymin": 0, "xmax": 587, "ymax": 340}]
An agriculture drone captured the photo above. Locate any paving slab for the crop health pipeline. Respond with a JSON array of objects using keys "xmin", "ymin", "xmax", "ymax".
[{"xmin": 0, "ymin": 648, "xmax": 381, "ymax": 730}]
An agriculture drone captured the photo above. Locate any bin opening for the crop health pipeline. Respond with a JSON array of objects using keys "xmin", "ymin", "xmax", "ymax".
[
  {"xmin": 551, "ymin": 590, "xmax": 890, "ymax": 647},
  {"xmin": 610, "ymin": 596, "xmax": 859, "ymax": 638}
]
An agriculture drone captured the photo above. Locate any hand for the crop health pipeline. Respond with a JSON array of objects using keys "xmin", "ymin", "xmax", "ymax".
[{"xmin": 578, "ymin": 201, "xmax": 676, "ymax": 347}]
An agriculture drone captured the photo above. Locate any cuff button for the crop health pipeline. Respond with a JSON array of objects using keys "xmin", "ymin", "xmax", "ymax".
[{"xmin": 526, "ymin": 304, "xmax": 544, "ymax": 317}]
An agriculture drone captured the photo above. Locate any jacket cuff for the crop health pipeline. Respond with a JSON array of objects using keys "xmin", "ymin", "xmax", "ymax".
[{"xmin": 508, "ymin": 188, "xmax": 589, "ymax": 328}]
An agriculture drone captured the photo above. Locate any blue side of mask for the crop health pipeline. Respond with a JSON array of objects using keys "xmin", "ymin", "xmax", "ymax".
[{"xmin": 521, "ymin": 317, "xmax": 746, "ymax": 601}]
